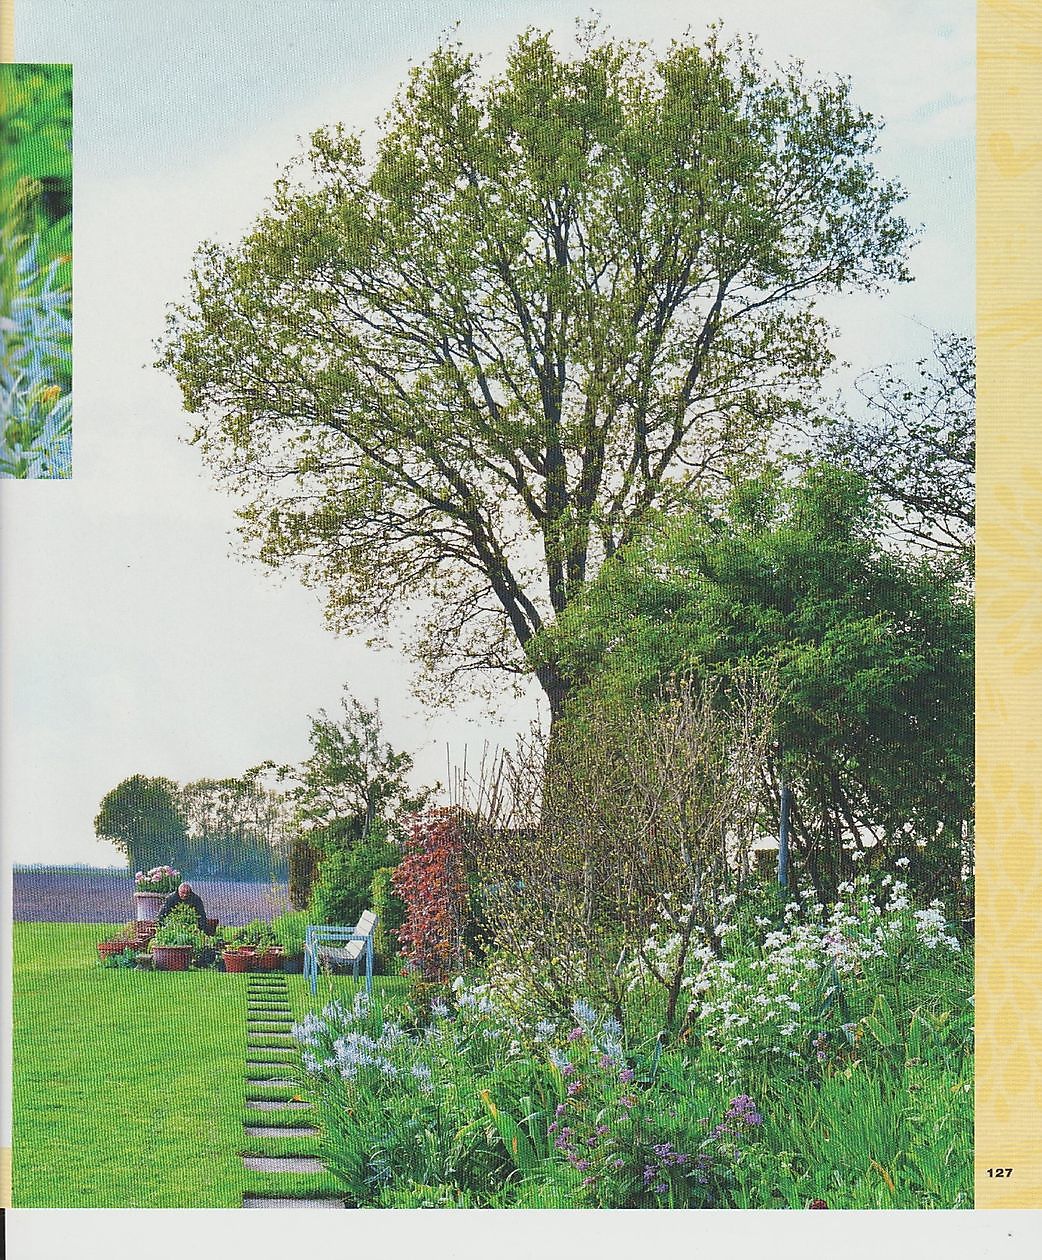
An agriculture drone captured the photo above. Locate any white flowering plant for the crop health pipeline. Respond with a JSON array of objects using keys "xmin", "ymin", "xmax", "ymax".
[{"xmin": 628, "ymin": 873, "xmax": 971, "ymax": 1077}]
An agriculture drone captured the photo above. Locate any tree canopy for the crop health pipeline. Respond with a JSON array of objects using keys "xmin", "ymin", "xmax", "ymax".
[
  {"xmin": 816, "ymin": 330, "xmax": 974, "ymax": 567},
  {"xmin": 94, "ymin": 775, "xmax": 189, "ymax": 873},
  {"xmin": 538, "ymin": 465, "xmax": 973, "ymax": 898},
  {"xmin": 159, "ymin": 23, "xmax": 912, "ymax": 716}
]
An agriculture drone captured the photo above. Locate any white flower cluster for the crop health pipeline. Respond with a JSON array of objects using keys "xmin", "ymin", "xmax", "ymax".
[{"xmin": 628, "ymin": 873, "xmax": 966, "ymax": 1071}]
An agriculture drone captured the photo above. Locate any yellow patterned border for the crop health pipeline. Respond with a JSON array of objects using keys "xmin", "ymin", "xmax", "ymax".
[
  {"xmin": 0, "ymin": 0, "xmax": 11, "ymax": 63},
  {"xmin": 977, "ymin": 0, "xmax": 1042, "ymax": 1210},
  {"xmin": 0, "ymin": 1145, "xmax": 10, "ymax": 1208}
]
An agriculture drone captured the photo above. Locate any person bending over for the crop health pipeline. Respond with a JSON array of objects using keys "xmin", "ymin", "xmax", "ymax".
[{"xmin": 157, "ymin": 881, "xmax": 210, "ymax": 933}]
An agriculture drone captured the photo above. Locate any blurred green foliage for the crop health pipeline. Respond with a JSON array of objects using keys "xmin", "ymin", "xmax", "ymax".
[{"xmin": 0, "ymin": 64, "xmax": 72, "ymax": 478}]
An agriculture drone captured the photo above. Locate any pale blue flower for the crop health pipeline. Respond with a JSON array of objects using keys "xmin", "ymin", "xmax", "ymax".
[{"xmin": 571, "ymin": 998, "xmax": 598, "ymax": 1027}]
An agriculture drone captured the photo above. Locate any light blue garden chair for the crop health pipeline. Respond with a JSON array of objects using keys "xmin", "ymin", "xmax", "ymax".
[{"xmin": 304, "ymin": 910, "xmax": 378, "ymax": 996}]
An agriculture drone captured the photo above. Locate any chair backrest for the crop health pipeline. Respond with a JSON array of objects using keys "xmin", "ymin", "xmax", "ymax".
[{"xmin": 354, "ymin": 910, "xmax": 378, "ymax": 938}]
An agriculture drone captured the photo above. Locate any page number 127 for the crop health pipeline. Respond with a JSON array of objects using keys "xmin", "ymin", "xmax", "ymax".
[{"xmin": 986, "ymin": 1168, "xmax": 1013, "ymax": 1178}]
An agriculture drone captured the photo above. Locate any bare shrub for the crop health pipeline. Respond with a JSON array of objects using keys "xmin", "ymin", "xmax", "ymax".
[{"xmin": 462, "ymin": 670, "xmax": 775, "ymax": 1028}]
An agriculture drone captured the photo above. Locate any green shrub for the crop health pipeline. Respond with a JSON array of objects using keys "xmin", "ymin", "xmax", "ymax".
[
  {"xmin": 234, "ymin": 919, "xmax": 277, "ymax": 950},
  {"xmin": 309, "ymin": 830, "xmax": 400, "ymax": 927},
  {"xmin": 271, "ymin": 910, "xmax": 308, "ymax": 957},
  {"xmin": 370, "ymin": 866, "xmax": 406, "ymax": 967}
]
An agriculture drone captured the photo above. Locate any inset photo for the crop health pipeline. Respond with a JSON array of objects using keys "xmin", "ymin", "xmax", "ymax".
[{"xmin": 0, "ymin": 63, "xmax": 72, "ymax": 478}]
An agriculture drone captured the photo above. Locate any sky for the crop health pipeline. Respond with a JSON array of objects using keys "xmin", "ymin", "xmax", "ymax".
[{"xmin": 1, "ymin": 0, "xmax": 975, "ymax": 867}]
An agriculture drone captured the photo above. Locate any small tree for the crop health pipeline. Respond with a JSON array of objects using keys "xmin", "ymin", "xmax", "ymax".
[
  {"xmin": 275, "ymin": 687, "xmax": 431, "ymax": 907},
  {"xmin": 466, "ymin": 671, "xmax": 774, "ymax": 1027},
  {"xmin": 393, "ymin": 808, "xmax": 470, "ymax": 982}
]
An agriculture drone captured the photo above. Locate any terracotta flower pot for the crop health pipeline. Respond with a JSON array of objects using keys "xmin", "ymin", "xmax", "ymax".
[
  {"xmin": 222, "ymin": 949, "xmax": 254, "ymax": 974},
  {"xmin": 152, "ymin": 945, "xmax": 193, "ymax": 972},
  {"xmin": 97, "ymin": 939, "xmax": 134, "ymax": 961},
  {"xmin": 254, "ymin": 948, "xmax": 284, "ymax": 972}
]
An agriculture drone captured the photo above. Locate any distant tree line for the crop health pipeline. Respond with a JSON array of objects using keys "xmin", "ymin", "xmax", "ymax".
[{"xmin": 94, "ymin": 771, "xmax": 292, "ymax": 882}]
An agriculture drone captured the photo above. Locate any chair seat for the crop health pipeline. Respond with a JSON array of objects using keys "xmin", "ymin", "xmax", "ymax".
[{"xmin": 315, "ymin": 942, "xmax": 365, "ymax": 964}]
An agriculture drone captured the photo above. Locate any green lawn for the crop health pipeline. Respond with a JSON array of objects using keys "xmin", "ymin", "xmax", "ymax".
[{"xmin": 11, "ymin": 923, "xmax": 359, "ymax": 1207}]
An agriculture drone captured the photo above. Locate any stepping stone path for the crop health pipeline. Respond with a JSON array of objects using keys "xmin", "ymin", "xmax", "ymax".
[{"xmin": 239, "ymin": 970, "xmax": 345, "ymax": 1209}]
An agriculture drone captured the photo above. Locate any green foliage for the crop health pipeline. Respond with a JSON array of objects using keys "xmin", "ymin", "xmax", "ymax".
[
  {"xmin": 300, "ymin": 880, "xmax": 972, "ymax": 1209},
  {"xmin": 309, "ymin": 828, "xmax": 400, "ymax": 927},
  {"xmin": 370, "ymin": 865, "xmax": 406, "ymax": 966},
  {"xmin": 271, "ymin": 910, "xmax": 308, "ymax": 957},
  {"xmin": 539, "ymin": 464, "xmax": 973, "ymax": 898},
  {"xmin": 151, "ymin": 905, "xmax": 206, "ymax": 949},
  {"xmin": 159, "ymin": 23, "xmax": 912, "ymax": 711},
  {"xmin": 0, "ymin": 65, "xmax": 72, "ymax": 478},
  {"xmin": 282, "ymin": 689, "xmax": 430, "ymax": 841},
  {"xmin": 230, "ymin": 919, "xmax": 278, "ymax": 950},
  {"xmin": 99, "ymin": 946, "xmax": 139, "ymax": 970},
  {"xmin": 0, "ymin": 66, "xmax": 72, "ymax": 238},
  {"xmin": 94, "ymin": 776, "xmax": 190, "ymax": 874}
]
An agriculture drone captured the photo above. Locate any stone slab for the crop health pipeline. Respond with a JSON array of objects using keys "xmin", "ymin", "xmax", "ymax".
[
  {"xmin": 242, "ymin": 1196, "xmax": 344, "ymax": 1209},
  {"xmin": 242, "ymin": 1155, "xmax": 326, "ymax": 1173},
  {"xmin": 244, "ymin": 1126, "xmax": 319, "ymax": 1138},
  {"xmin": 245, "ymin": 1078, "xmax": 297, "ymax": 1088},
  {"xmin": 246, "ymin": 1099, "xmax": 311, "ymax": 1111}
]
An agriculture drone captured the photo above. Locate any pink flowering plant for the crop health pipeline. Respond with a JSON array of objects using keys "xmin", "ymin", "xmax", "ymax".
[{"xmin": 134, "ymin": 865, "xmax": 181, "ymax": 894}]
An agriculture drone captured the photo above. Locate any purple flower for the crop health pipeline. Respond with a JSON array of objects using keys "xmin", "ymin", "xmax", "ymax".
[
  {"xmin": 586, "ymin": 1135, "xmax": 599, "ymax": 1147},
  {"xmin": 576, "ymin": 1160, "xmax": 591, "ymax": 1171},
  {"xmin": 619, "ymin": 1095, "xmax": 635, "ymax": 1109},
  {"xmin": 582, "ymin": 1176, "xmax": 596, "ymax": 1188},
  {"xmin": 568, "ymin": 1027, "xmax": 585, "ymax": 1042},
  {"xmin": 555, "ymin": 1103, "xmax": 567, "ymax": 1116},
  {"xmin": 653, "ymin": 1183, "xmax": 668, "ymax": 1195},
  {"xmin": 619, "ymin": 1067, "xmax": 635, "ymax": 1084},
  {"xmin": 612, "ymin": 1157, "xmax": 625, "ymax": 1169},
  {"xmin": 595, "ymin": 1125, "xmax": 609, "ymax": 1136},
  {"xmin": 567, "ymin": 1079, "xmax": 583, "ymax": 1096},
  {"xmin": 599, "ymin": 1054, "xmax": 613, "ymax": 1070}
]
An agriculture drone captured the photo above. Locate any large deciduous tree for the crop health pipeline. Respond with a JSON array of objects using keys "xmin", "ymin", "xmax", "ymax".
[{"xmin": 159, "ymin": 23, "xmax": 912, "ymax": 718}]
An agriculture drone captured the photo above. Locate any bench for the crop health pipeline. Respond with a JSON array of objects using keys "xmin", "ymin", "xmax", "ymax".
[{"xmin": 304, "ymin": 911, "xmax": 378, "ymax": 995}]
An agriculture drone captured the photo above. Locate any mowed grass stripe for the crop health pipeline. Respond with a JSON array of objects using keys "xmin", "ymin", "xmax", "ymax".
[{"xmin": 14, "ymin": 923, "xmax": 252, "ymax": 1207}]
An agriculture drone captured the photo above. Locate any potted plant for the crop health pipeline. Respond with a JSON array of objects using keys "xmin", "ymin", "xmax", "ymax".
[
  {"xmin": 239, "ymin": 919, "xmax": 282, "ymax": 971},
  {"xmin": 97, "ymin": 924, "xmax": 137, "ymax": 962},
  {"xmin": 133, "ymin": 866, "xmax": 181, "ymax": 921},
  {"xmin": 149, "ymin": 905, "xmax": 204, "ymax": 971},
  {"xmin": 219, "ymin": 927, "xmax": 256, "ymax": 974}
]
